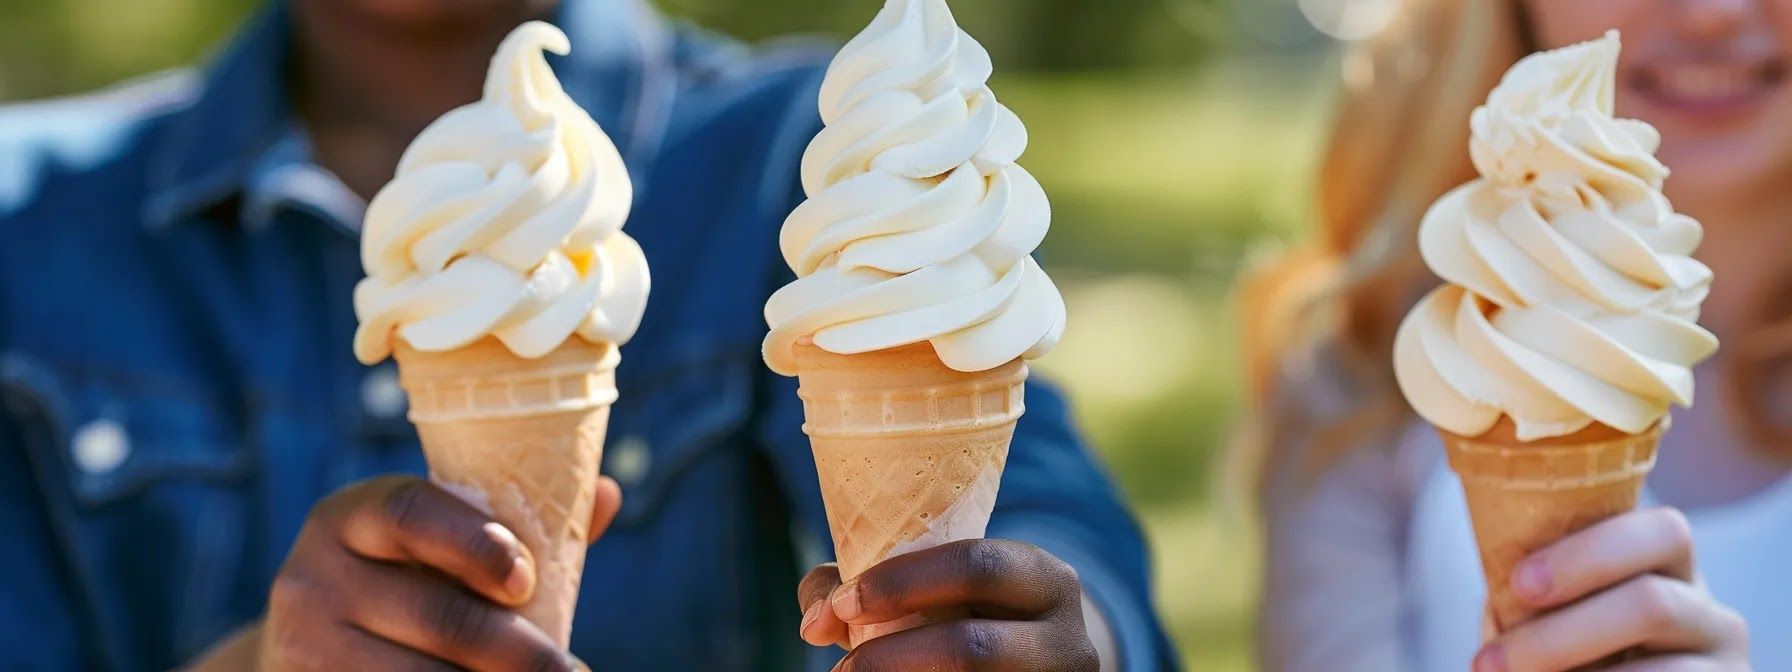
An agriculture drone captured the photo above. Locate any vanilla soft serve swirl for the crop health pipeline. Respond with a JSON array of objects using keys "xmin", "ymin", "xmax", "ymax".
[
  {"xmin": 762, "ymin": 0, "xmax": 1066, "ymax": 375},
  {"xmin": 353, "ymin": 22, "xmax": 649, "ymax": 364},
  {"xmin": 1394, "ymin": 33, "xmax": 1718, "ymax": 441}
]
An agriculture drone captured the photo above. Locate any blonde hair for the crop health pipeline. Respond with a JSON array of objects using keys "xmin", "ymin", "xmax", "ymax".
[
  {"xmin": 1235, "ymin": 0, "xmax": 1531, "ymax": 491},
  {"xmin": 1242, "ymin": 0, "xmax": 1792, "ymax": 492}
]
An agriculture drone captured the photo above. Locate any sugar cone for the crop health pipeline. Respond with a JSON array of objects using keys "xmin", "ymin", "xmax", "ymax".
[
  {"xmin": 1442, "ymin": 416, "xmax": 1663, "ymax": 662},
  {"xmin": 394, "ymin": 337, "xmax": 618, "ymax": 648},
  {"xmin": 794, "ymin": 342, "xmax": 1025, "ymax": 647}
]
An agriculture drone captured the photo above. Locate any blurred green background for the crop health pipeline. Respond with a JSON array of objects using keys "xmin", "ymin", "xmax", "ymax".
[{"xmin": 0, "ymin": 0, "xmax": 1353, "ymax": 668}]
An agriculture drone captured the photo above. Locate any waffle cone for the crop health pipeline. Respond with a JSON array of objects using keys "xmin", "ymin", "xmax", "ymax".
[
  {"xmin": 1442, "ymin": 417, "xmax": 1663, "ymax": 636},
  {"xmin": 394, "ymin": 337, "xmax": 619, "ymax": 648},
  {"xmin": 794, "ymin": 342, "xmax": 1026, "ymax": 646}
]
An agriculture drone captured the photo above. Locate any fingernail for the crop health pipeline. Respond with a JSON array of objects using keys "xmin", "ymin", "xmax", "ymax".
[
  {"xmin": 799, "ymin": 600, "xmax": 825, "ymax": 639},
  {"xmin": 831, "ymin": 580, "xmax": 862, "ymax": 621},
  {"xmin": 1474, "ymin": 645, "xmax": 1507, "ymax": 672},
  {"xmin": 485, "ymin": 522, "xmax": 521, "ymax": 550},
  {"xmin": 505, "ymin": 555, "xmax": 535, "ymax": 601},
  {"xmin": 1514, "ymin": 558, "xmax": 1551, "ymax": 600}
]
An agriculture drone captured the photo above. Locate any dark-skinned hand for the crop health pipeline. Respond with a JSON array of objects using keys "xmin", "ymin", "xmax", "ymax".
[
  {"xmin": 797, "ymin": 539, "xmax": 1100, "ymax": 672},
  {"xmin": 255, "ymin": 474, "xmax": 622, "ymax": 672}
]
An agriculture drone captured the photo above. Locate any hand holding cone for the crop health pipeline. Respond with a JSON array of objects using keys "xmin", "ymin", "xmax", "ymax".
[
  {"xmin": 795, "ymin": 342, "xmax": 1025, "ymax": 645},
  {"xmin": 396, "ymin": 338, "xmax": 618, "ymax": 646},
  {"xmin": 1391, "ymin": 33, "xmax": 1716, "ymax": 650},
  {"xmin": 353, "ymin": 21, "xmax": 650, "ymax": 647},
  {"xmin": 762, "ymin": 0, "xmax": 1067, "ymax": 647}
]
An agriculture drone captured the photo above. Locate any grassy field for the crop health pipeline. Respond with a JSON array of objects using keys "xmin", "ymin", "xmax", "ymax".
[{"xmin": 999, "ymin": 59, "xmax": 1333, "ymax": 670}]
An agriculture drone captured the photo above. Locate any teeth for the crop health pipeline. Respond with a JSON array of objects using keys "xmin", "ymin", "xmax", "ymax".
[{"xmin": 1657, "ymin": 64, "xmax": 1759, "ymax": 101}]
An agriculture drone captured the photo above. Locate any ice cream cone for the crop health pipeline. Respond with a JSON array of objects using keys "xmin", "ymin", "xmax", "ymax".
[
  {"xmin": 1442, "ymin": 417, "xmax": 1663, "ymax": 635},
  {"xmin": 394, "ymin": 336, "xmax": 619, "ymax": 648},
  {"xmin": 794, "ymin": 341, "xmax": 1026, "ymax": 647}
]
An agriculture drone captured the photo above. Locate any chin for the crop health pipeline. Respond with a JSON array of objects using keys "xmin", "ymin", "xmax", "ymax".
[
  {"xmin": 1624, "ymin": 92, "xmax": 1792, "ymax": 200},
  {"xmin": 1659, "ymin": 137, "xmax": 1786, "ymax": 203},
  {"xmin": 337, "ymin": 0, "xmax": 552, "ymax": 27}
]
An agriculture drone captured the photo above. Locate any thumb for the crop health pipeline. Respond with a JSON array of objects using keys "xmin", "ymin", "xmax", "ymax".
[
  {"xmin": 585, "ymin": 476, "xmax": 623, "ymax": 545},
  {"xmin": 797, "ymin": 564, "xmax": 849, "ymax": 648}
]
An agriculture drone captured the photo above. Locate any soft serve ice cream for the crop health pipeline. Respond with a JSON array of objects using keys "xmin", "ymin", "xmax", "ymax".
[
  {"xmin": 1394, "ymin": 32, "xmax": 1718, "ymax": 441},
  {"xmin": 761, "ymin": 0, "xmax": 1066, "ymax": 375},
  {"xmin": 354, "ymin": 21, "xmax": 648, "ymax": 364}
]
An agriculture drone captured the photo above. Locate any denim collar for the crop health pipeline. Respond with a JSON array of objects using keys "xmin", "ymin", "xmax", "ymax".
[{"xmin": 142, "ymin": 0, "xmax": 674, "ymax": 232}]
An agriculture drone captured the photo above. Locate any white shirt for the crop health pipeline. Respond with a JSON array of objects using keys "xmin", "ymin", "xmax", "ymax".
[
  {"xmin": 1403, "ymin": 428, "xmax": 1792, "ymax": 670},
  {"xmin": 1258, "ymin": 418, "xmax": 1790, "ymax": 671}
]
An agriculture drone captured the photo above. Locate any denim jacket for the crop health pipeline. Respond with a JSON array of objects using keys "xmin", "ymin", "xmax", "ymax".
[{"xmin": 0, "ymin": 2, "xmax": 1175, "ymax": 670}]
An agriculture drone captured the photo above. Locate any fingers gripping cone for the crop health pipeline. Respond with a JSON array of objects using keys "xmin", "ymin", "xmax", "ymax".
[
  {"xmin": 1386, "ymin": 32, "xmax": 1708, "ymax": 672},
  {"xmin": 795, "ymin": 342, "xmax": 1026, "ymax": 647},
  {"xmin": 395, "ymin": 337, "xmax": 619, "ymax": 647},
  {"xmin": 1441, "ymin": 417, "xmax": 1662, "ymax": 654}
]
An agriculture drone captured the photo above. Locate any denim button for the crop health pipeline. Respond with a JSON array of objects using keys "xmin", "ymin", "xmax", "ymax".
[
  {"xmin": 71, "ymin": 419, "xmax": 130, "ymax": 474},
  {"xmin": 608, "ymin": 435, "xmax": 651, "ymax": 486},
  {"xmin": 362, "ymin": 367, "xmax": 406, "ymax": 419}
]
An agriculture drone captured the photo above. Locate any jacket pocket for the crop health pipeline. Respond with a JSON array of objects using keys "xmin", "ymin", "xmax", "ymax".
[
  {"xmin": 1, "ymin": 351, "xmax": 257, "ymax": 666},
  {"xmin": 2, "ymin": 353, "xmax": 254, "ymax": 503}
]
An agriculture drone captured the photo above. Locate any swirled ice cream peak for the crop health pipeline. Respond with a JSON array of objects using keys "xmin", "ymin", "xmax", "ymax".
[
  {"xmin": 1394, "ymin": 32, "xmax": 1718, "ymax": 441},
  {"xmin": 354, "ymin": 21, "xmax": 649, "ymax": 364},
  {"xmin": 762, "ymin": 0, "xmax": 1065, "ymax": 375}
]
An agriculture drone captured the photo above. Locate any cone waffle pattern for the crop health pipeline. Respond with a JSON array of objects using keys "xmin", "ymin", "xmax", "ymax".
[
  {"xmin": 795, "ymin": 343, "xmax": 1025, "ymax": 646},
  {"xmin": 395, "ymin": 337, "xmax": 618, "ymax": 647},
  {"xmin": 1443, "ymin": 420, "xmax": 1663, "ymax": 635},
  {"xmin": 796, "ymin": 343, "xmax": 1026, "ymax": 576}
]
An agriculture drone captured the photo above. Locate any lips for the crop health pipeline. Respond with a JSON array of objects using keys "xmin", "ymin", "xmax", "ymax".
[{"xmin": 1629, "ymin": 57, "xmax": 1787, "ymax": 111}]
